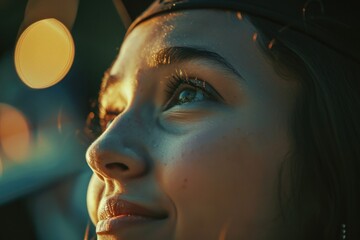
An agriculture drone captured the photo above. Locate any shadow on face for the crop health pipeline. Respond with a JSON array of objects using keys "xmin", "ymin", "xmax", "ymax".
[{"xmin": 86, "ymin": 9, "xmax": 298, "ymax": 240}]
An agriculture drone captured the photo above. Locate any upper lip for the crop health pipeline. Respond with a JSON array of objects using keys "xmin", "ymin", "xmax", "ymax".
[{"xmin": 98, "ymin": 195, "xmax": 168, "ymax": 221}]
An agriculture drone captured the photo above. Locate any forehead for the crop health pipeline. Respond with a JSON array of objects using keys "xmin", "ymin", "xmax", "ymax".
[
  {"xmin": 110, "ymin": 10, "xmax": 262, "ymax": 76},
  {"xmin": 106, "ymin": 9, "xmax": 298, "ymax": 106}
]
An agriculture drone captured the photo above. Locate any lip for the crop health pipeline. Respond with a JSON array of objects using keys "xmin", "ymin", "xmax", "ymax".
[{"xmin": 96, "ymin": 196, "xmax": 168, "ymax": 234}]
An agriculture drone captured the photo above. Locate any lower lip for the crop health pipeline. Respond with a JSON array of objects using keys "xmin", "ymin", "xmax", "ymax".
[{"xmin": 96, "ymin": 215, "xmax": 157, "ymax": 234}]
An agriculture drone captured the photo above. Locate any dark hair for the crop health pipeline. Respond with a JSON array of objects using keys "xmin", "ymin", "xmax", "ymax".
[{"xmin": 248, "ymin": 15, "xmax": 360, "ymax": 240}]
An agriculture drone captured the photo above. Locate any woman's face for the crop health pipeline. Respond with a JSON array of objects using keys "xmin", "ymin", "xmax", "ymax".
[{"xmin": 86, "ymin": 10, "xmax": 297, "ymax": 240}]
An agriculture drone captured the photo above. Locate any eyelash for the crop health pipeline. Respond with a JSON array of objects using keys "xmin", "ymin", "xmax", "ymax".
[{"xmin": 164, "ymin": 73, "xmax": 223, "ymax": 109}]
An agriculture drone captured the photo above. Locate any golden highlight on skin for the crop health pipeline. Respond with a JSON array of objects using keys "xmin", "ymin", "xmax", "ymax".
[
  {"xmin": 97, "ymin": 72, "xmax": 130, "ymax": 130},
  {"xmin": 148, "ymin": 48, "xmax": 173, "ymax": 67},
  {"xmin": 87, "ymin": 10, "xmax": 299, "ymax": 240}
]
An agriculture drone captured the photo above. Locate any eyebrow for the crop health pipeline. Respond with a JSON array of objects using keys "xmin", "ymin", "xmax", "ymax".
[
  {"xmin": 152, "ymin": 46, "xmax": 245, "ymax": 81},
  {"xmin": 102, "ymin": 46, "xmax": 246, "ymax": 92}
]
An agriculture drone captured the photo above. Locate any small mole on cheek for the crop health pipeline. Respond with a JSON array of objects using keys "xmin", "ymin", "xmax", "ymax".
[{"xmin": 182, "ymin": 178, "xmax": 188, "ymax": 189}]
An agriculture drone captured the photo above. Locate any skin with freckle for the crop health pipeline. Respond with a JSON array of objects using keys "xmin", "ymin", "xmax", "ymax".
[{"xmin": 86, "ymin": 10, "xmax": 298, "ymax": 240}]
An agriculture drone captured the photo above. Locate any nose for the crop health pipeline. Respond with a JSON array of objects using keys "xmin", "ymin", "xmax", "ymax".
[{"xmin": 86, "ymin": 111, "xmax": 150, "ymax": 181}]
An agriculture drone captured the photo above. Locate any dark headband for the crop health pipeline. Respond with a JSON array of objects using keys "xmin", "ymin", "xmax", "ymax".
[{"xmin": 120, "ymin": 0, "xmax": 360, "ymax": 63}]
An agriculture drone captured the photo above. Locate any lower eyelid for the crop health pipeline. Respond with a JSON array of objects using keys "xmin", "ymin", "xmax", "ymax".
[{"xmin": 163, "ymin": 107, "xmax": 216, "ymax": 121}]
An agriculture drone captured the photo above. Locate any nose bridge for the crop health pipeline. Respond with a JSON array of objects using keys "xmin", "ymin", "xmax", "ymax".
[
  {"xmin": 86, "ymin": 107, "xmax": 152, "ymax": 181},
  {"xmin": 114, "ymin": 104, "xmax": 154, "ymax": 140}
]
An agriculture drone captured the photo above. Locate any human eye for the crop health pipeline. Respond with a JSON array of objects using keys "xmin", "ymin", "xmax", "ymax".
[{"xmin": 164, "ymin": 72, "xmax": 223, "ymax": 110}]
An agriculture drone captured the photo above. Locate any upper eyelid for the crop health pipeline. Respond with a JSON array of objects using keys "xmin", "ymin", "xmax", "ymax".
[
  {"xmin": 179, "ymin": 77, "xmax": 224, "ymax": 100},
  {"xmin": 165, "ymin": 74, "xmax": 224, "ymax": 108}
]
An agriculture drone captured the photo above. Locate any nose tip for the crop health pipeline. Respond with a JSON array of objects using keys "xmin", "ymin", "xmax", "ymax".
[{"xmin": 86, "ymin": 137, "xmax": 148, "ymax": 180}]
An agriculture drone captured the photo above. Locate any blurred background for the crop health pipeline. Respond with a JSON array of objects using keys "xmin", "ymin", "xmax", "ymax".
[{"xmin": 0, "ymin": 0, "xmax": 127, "ymax": 239}]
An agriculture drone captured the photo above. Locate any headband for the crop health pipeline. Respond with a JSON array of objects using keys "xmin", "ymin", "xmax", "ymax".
[{"xmin": 119, "ymin": 0, "xmax": 360, "ymax": 63}]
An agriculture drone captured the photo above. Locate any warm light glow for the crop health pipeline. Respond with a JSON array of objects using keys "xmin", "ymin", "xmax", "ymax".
[
  {"xmin": 268, "ymin": 38, "xmax": 276, "ymax": 49},
  {"xmin": 252, "ymin": 32, "xmax": 258, "ymax": 42},
  {"xmin": 218, "ymin": 218, "xmax": 232, "ymax": 240},
  {"xmin": 84, "ymin": 222, "xmax": 90, "ymax": 240},
  {"xmin": 57, "ymin": 107, "xmax": 63, "ymax": 134},
  {"xmin": 236, "ymin": 12, "xmax": 243, "ymax": 20},
  {"xmin": 0, "ymin": 104, "xmax": 31, "ymax": 162},
  {"xmin": 14, "ymin": 18, "xmax": 75, "ymax": 89}
]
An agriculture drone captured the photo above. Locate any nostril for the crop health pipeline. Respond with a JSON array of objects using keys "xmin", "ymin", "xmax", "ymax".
[{"xmin": 106, "ymin": 162, "xmax": 129, "ymax": 171}]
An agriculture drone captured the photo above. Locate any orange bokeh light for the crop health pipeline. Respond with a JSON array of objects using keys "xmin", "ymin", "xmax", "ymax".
[
  {"xmin": 0, "ymin": 104, "xmax": 32, "ymax": 162},
  {"xmin": 14, "ymin": 18, "xmax": 75, "ymax": 89}
]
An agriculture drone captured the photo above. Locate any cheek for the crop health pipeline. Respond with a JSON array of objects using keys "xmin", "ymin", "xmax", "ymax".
[
  {"xmin": 87, "ymin": 174, "xmax": 105, "ymax": 224},
  {"xmin": 163, "ymin": 124, "xmax": 268, "ymax": 201},
  {"xmin": 160, "ymin": 117, "xmax": 288, "ymax": 235}
]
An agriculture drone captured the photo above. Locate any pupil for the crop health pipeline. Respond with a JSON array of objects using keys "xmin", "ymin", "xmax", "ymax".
[{"xmin": 178, "ymin": 89, "xmax": 196, "ymax": 104}]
